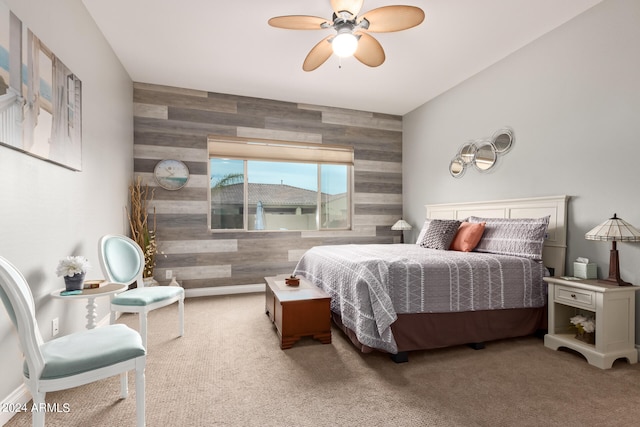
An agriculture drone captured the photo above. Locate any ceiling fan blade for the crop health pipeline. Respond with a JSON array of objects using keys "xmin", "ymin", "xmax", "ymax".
[
  {"xmin": 354, "ymin": 32, "xmax": 385, "ymax": 67},
  {"xmin": 268, "ymin": 15, "xmax": 330, "ymax": 30},
  {"xmin": 360, "ymin": 6, "xmax": 425, "ymax": 33},
  {"xmin": 303, "ymin": 35, "xmax": 334, "ymax": 71},
  {"xmin": 331, "ymin": 0, "xmax": 364, "ymax": 17}
]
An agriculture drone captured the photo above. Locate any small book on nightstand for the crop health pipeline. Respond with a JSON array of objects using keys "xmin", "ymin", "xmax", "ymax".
[{"xmin": 83, "ymin": 280, "xmax": 106, "ymax": 289}]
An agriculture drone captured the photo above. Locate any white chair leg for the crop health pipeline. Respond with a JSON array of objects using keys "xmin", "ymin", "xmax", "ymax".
[
  {"xmin": 120, "ymin": 372, "xmax": 129, "ymax": 399},
  {"xmin": 110, "ymin": 309, "xmax": 117, "ymax": 325},
  {"xmin": 32, "ymin": 391, "xmax": 46, "ymax": 427},
  {"xmin": 139, "ymin": 313, "xmax": 148, "ymax": 349},
  {"xmin": 135, "ymin": 360, "xmax": 146, "ymax": 427},
  {"xmin": 178, "ymin": 297, "xmax": 184, "ymax": 337}
]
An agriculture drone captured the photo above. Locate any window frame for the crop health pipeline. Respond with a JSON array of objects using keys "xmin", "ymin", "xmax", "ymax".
[{"xmin": 208, "ymin": 135, "xmax": 354, "ymax": 233}]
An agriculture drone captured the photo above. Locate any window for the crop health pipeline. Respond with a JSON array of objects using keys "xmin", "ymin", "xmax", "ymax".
[{"xmin": 209, "ymin": 136, "xmax": 353, "ymax": 231}]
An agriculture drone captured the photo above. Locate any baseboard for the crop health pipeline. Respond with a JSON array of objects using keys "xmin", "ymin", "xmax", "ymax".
[
  {"xmin": 0, "ymin": 384, "xmax": 31, "ymax": 426},
  {"xmin": 184, "ymin": 283, "xmax": 265, "ymax": 298}
]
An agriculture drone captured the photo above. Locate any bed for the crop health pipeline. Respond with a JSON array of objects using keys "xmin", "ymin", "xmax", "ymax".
[{"xmin": 293, "ymin": 195, "xmax": 569, "ymax": 362}]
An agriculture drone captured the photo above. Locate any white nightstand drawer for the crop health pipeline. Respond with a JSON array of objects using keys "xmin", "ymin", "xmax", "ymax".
[{"xmin": 555, "ymin": 286, "xmax": 596, "ymax": 310}]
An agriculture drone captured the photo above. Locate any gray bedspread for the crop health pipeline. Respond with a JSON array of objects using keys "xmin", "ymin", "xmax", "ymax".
[{"xmin": 293, "ymin": 244, "xmax": 547, "ymax": 353}]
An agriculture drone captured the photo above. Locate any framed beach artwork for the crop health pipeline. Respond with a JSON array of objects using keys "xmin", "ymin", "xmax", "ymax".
[{"xmin": 0, "ymin": 1, "xmax": 83, "ymax": 171}]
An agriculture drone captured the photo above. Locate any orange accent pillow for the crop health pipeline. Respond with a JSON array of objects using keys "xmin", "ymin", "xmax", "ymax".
[{"xmin": 450, "ymin": 222, "xmax": 486, "ymax": 252}]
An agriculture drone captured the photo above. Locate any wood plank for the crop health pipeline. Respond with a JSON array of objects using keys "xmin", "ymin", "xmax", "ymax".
[
  {"xmin": 355, "ymin": 204, "xmax": 403, "ymax": 215},
  {"xmin": 288, "ymin": 249, "xmax": 308, "ymax": 262},
  {"xmin": 134, "ymin": 88, "xmax": 237, "ymax": 113},
  {"xmin": 353, "ymin": 193, "xmax": 402, "ymax": 204},
  {"xmin": 134, "ymin": 144, "xmax": 207, "ymax": 162},
  {"xmin": 168, "ymin": 106, "xmax": 264, "ymax": 128},
  {"xmin": 156, "ymin": 214, "xmax": 208, "ymax": 227},
  {"xmin": 149, "ymin": 200, "xmax": 209, "ymax": 214},
  {"xmin": 322, "ymin": 111, "xmax": 402, "ymax": 132},
  {"xmin": 354, "ymin": 181, "xmax": 402, "ymax": 194},
  {"xmin": 155, "ymin": 265, "xmax": 231, "ymax": 281},
  {"xmin": 355, "ymin": 171, "xmax": 402, "ymax": 184},
  {"xmin": 331, "ymin": 126, "xmax": 402, "ymax": 144},
  {"xmin": 354, "ymin": 214, "xmax": 401, "ymax": 226},
  {"xmin": 134, "ymin": 117, "xmax": 236, "ymax": 138},
  {"xmin": 133, "ymin": 103, "xmax": 168, "ymax": 119},
  {"xmin": 158, "ymin": 239, "xmax": 238, "ymax": 254},
  {"xmin": 134, "ymin": 82, "xmax": 209, "ymax": 98},
  {"xmin": 134, "ymin": 132, "xmax": 206, "ymax": 149},
  {"xmin": 237, "ymin": 126, "xmax": 322, "ymax": 144},
  {"xmin": 237, "ymin": 98, "xmax": 322, "ymax": 121},
  {"xmin": 354, "ymin": 159, "xmax": 402, "ymax": 174},
  {"xmin": 232, "ymin": 261, "xmax": 298, "ymax": 276},
  {"xmin": 298, "ymin": 103, "xmax": 374, "ymax": 116},
  {"xmin": 354, "ymin": 149, "xmax": 402, "ymax": 163}
]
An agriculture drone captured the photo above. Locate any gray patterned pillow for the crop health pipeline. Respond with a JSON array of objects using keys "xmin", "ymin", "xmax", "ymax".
[
  {"xmin": 467, "ymin": 215, "xmax": 550, "ymax": 260},
  {"xmin": 419, "ymin": 219, "xmax": 461, "ymax": 250}
]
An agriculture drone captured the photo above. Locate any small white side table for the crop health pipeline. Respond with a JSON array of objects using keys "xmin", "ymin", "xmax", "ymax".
[
  {"xmin": 51, "ymin": 283, "xmax": 128, "ymax": 329},
  {"xmin": 544, "ymin": 276, "xmax": 640, "ymax": 369}
]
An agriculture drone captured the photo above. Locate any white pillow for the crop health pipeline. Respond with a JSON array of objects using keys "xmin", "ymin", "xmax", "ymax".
[{"xmin": 415, "ymin": 219, "xmax": 431, "ymax": 245}]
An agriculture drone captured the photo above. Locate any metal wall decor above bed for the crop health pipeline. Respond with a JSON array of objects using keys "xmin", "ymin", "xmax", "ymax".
[{"xmin": 449, "ymin": 127, "xmax": 515, "ymax": 178}]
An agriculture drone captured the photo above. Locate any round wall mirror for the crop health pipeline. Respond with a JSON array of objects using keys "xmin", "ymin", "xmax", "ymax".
[
  {"xmin": 449, "ymin": 157, "xmax": 466, "ymax": 178},
  {"xmin": 491, "ymin": 128, "xmax": 514, "ymax": 153},
  {"xmin": 474, "ymin": 143, "xmax": 496, "ymax": 171},
  {"xmin": 459, "ymin": 142, "xmax": 477, "ymax": 164}
]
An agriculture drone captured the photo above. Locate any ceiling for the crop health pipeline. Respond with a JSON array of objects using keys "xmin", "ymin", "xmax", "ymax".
[{"xmin": 82, "ymin": 0, "xmax": 602, "ymax": 116}]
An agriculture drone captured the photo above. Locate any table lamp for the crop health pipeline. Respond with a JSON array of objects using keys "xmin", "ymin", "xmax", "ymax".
[
  {"xmin": 392, "ymin": 219, "xmax": 412, "ymax": 244},
  {"xmin": 585, "ymin": 213, "xmax": 640, "ymax": 286}
]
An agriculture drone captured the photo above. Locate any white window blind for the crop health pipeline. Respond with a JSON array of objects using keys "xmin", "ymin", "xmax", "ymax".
[{"xmin": 208, "ymin": 135, "xmax": 353, "ymax": 165}]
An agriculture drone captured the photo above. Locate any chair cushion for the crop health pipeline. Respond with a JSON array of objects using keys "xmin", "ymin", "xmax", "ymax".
[
  {"xmin": 111, "ymin": 286, "xmax": 184, "ymax": 307},
  {"xmin": 24, "ymin": 324, "xmax": 145, "ymax": 380}
]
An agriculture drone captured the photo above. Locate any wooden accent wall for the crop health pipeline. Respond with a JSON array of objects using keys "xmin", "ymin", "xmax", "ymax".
[{"xmin": 133, "ymin": 82, "xmax": 403, "ymax": 288}]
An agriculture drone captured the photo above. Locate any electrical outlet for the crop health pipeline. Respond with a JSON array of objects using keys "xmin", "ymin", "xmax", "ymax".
[
  {"xmin": 165, "ymin": 269, "xmax": 172, "ymax": 279},
  {"xmin": 52, "ymin": 318, "xmax": 59, "ymax": 336}
]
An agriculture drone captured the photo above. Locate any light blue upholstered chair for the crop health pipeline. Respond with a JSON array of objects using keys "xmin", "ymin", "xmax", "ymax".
[
  {"xmin": 98, "ymin": 234, "xmax": 184, "ymax": 349},
  {"xmin": 0, "ymin": 256, "xmax": 146, "ymax": 427}
]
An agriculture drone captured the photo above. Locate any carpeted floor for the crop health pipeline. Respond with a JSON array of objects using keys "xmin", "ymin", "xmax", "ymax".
[{"xmin": 5, "ymin": 292, "xmax": 640, "ymax": 426}]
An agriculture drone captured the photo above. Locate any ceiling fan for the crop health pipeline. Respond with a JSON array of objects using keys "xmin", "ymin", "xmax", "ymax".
[{"xmin": 268, "ymin": 0, "xmax": 425, "ymax": 71}]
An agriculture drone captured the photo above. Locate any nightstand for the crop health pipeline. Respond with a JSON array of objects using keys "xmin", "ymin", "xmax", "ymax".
[{"xmin": 544, "ymin": 276, "xmax": 640, "ymax": 369}]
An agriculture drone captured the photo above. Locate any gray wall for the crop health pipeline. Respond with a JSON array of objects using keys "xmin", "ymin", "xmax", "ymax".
[
  {"xmin": 403, "ymin": 0, "xmax": 640, "ymax": 339},
  {"xmin": 133, "ymin": 83, "xmax": 403, "ymax": 288},
  {"xmin": 0, "ymin": 0, "xmax": 133, "ymax": 410}
]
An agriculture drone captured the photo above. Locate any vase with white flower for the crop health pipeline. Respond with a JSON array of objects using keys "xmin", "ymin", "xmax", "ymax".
[
  {"xmin": 570, "ymin": 314, "xmax": 595, "ymax": 344},
  {"xmin": 56, "ymin": 256, "xmax": 91, "ymax": 291}
]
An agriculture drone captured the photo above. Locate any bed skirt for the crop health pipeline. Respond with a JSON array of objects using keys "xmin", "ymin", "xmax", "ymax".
[{"xmin": 331, "ymin": 306, "xmax": 546, "ymax": 354}]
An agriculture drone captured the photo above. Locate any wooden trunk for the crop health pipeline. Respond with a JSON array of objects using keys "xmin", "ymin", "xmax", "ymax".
[{"xmin": 264, "ymin": 275, "xmax": 331, "ymax": 349}]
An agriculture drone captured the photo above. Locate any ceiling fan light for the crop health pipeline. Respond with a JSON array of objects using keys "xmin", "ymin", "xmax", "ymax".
[{"xmin": 332, "ymin": 32, "xmax": 358, "ymax": 58}]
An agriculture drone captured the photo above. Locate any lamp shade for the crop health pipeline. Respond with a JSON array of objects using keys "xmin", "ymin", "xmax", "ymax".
[
  {"xmin": 585, "ymin": 214, "xmax": 640, "ymax": 242},
  {"xmin": 391, "ymin": 219, "xmax": 412, "ymax": 231},
  {"xmin": 585, "ymin": 213, "xmax": 640, "ymax": 286}
]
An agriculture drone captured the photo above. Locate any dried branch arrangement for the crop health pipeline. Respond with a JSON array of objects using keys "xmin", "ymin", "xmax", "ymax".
[{"xmin": 128, "ymin": 176, "xmax": 158, "ymax": 278}]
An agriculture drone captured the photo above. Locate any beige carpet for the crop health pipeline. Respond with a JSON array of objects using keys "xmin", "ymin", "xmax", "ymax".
[{"xmin": 6, "ymin": 293, "xmax": 640, "ymax": 426}]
